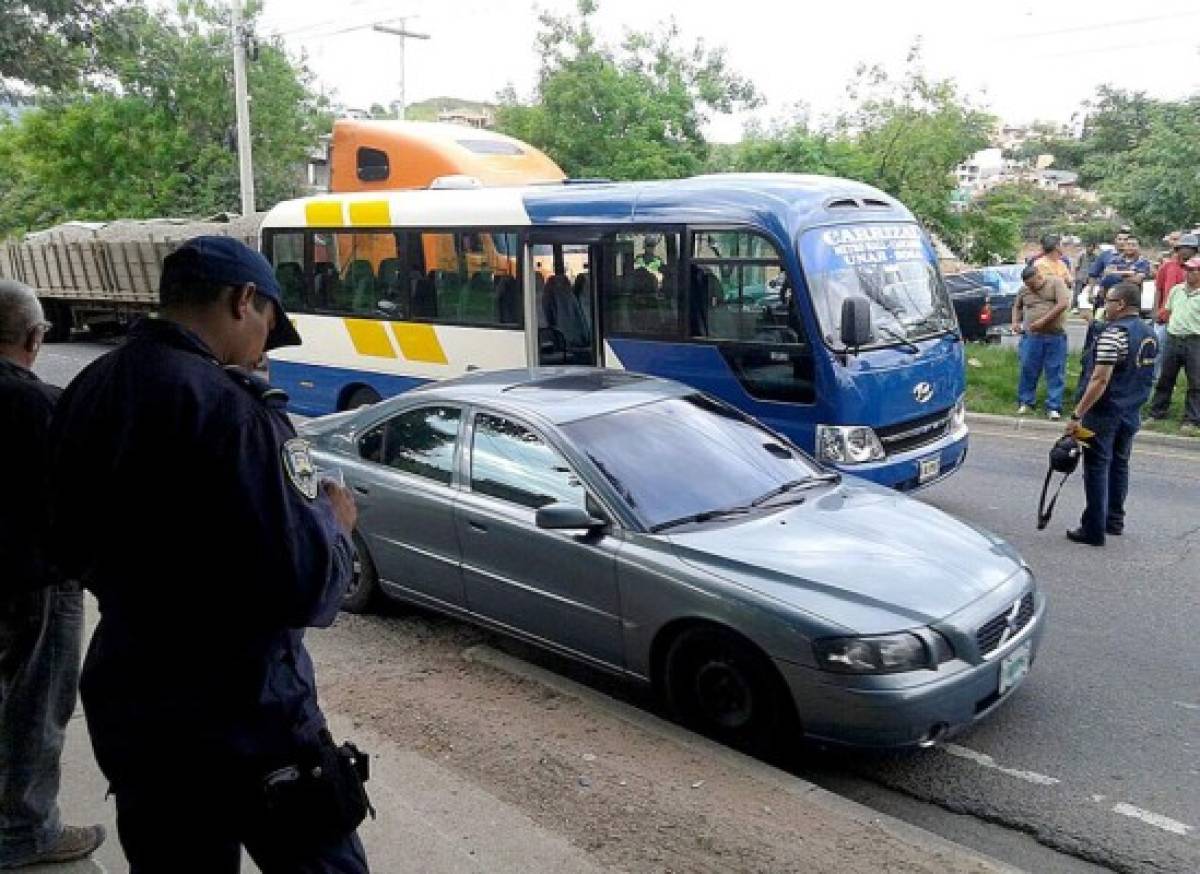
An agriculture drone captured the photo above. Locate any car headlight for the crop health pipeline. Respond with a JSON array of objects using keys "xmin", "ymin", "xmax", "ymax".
[
  {"xmin": 951, "ymin": 397, "xmax": 967, "ymax": 430},
  {"xmin": 813, "ymin": 632, "xmax": 942, "ymax": 674},
  {"xmin": 815, "ymin": 424, "xmax": 885, "ymax": 464}
]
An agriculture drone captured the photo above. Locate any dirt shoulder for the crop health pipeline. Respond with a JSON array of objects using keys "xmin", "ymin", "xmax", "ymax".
[{"xmin": 310, "ymin": 609, "xmax": 1012, "ymax": 874}]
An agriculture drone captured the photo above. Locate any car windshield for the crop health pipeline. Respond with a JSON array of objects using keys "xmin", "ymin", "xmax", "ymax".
[
  {"xmin": 560, "ymin": 394, "xmax": 825, "ymax": 530},
  {"xmin": 801, "ymin": 223, "xmax": 956, "ymax": 349}
]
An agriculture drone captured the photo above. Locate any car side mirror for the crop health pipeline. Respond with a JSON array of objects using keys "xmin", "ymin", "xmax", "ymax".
[
  {"xmin": 535, "ymin": 503, "xmax": 606, "ymax": 532},
  {"xmin": 840, "ymin": 296, "xmax": 872, "ymax": 349}
]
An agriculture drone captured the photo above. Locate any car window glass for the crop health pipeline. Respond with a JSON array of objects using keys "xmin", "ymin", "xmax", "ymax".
[
  {"xmin": 470, "ymin": 414, "xmax": 586, "ymax": 510},
  {"xmin": 364, "ymin": 406, "xmax": 461, "ymax": 484}
]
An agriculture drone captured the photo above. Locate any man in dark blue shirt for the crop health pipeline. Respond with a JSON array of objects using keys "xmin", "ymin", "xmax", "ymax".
[
  {"xmin": 1065, "ymin": 281, "xmax": 1158, "ymax": 545},
  {"xmin": 47, "ymin": 238, "xmax": 369, "ymax": 872}
]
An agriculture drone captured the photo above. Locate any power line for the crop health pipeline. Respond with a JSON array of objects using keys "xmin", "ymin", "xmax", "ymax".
[{"xmin": 992, "ymin": 9, "xmax": 1200, "ymax": 42}]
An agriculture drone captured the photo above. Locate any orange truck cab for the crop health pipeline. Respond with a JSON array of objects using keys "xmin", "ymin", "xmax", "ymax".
[{"xmin": 329, "ymin": 120, "xmax": 565, "ymax": 192}]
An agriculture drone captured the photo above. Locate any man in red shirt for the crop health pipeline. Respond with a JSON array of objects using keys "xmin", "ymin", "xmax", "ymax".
[{"xmin": 1153, "ymin": 234, "xmax": 1198, "ymax": 379}]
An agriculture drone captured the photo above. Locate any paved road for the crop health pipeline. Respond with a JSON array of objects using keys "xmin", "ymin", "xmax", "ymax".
[
  {"xmin": 814, "ymin": 421, "xmax": 1198, "ymax": 874},
  {"xmin": 36, "ymin": 342, "xmax": 1199, "ymax": 873}
]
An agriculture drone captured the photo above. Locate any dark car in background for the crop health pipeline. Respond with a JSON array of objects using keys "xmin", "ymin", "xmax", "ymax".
[
  {"xmin": 944, "ymin": 273, "xmax": 994, "ymax": 342},
  {"xmin": 962, "ymin": 265, "xmax": 1024, "ymax": 337}
]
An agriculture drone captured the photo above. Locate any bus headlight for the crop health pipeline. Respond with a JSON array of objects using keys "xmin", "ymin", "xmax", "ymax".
[
  {"xmin": 951, "ymin": 397, "xmax": 967, "ymax": 430},
  {"xmin": 816, "ymin": 424, "xmax": 885, "ymax": 464}
]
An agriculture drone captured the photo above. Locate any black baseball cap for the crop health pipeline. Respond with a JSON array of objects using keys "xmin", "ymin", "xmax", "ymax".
[{"xmin": 161, "ymin": 236, "xmax": 301, "ymax": 349}]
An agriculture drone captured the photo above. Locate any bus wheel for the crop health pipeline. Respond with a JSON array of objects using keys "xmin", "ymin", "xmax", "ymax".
[
  {"xmin": 43, "ymin": 301, "xmax": 72, "ymax": 343},
  {"xmin": 342, "ymin": 532, "xmax": 380, "ymax": 614},
  {"xmin": 343, "ymin": 385, "xmax": 381, "ymax": 410},
  {"xmin": 663, "ymin": 626, "xmax": 792, "ymax": 756}
]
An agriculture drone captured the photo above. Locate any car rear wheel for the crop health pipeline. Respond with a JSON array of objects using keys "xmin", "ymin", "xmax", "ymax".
[
  {"xmin": 342, "ymin": 531, "xmax": 379, "ymax": 614},
  {"xmin": 663, "ymin": 626, "xmax": 792, "ymax": 755}
]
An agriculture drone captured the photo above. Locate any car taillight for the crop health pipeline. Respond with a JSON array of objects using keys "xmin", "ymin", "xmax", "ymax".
[{"xmin": 979, "ymin": 302, "xmax": 992, "ymax": 325}]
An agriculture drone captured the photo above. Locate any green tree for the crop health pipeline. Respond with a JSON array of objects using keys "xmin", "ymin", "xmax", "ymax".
[
  {"xmin": 0, "ymin": 0, "xmax": 127, "ymax": 97},
  {"xmin": 495, "ymin": 0, "xmax": 759, "ymax": 180},
  {"xmin": 0, "ymin": 0, "xmax": 327, "ymax": 231},
  {"xmin": 1094, "ymin": 99, "xmax": 1200, "ymax": 239},
  {"xmin": 832, "ymin": 51, "xmax": 994, "ymax": 244}
]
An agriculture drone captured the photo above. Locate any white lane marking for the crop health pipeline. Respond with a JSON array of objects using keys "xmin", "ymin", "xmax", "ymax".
[
  {"xmin": 941, "ymin": 743, "xmax": 1061, "ymax": 786},
  {"xmin": 1091, "ymin": 794, "xmax": 1107, "ymax": 803},
  {"xmin": 1173, "ymin": 701, "xmax": 1200, "ymax": 712},
  {"xmin": 1111, "ymin": 803, "xmax": 1194, "ymax": 837}
]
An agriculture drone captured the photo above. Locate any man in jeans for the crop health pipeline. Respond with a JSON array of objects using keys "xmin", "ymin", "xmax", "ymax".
[
  {"xmin": 0, "ymin": 280, "xmax": 105, "ymax": 868},
  {"xmin": 1147, "ymin": 256, "xmax": 1200, "ymax": 435},
  {"xmin": 1065, "ymin": 281, "xmax": 1158, "ymax": 545},
  {"xmin": 1013, "ymin": 263, "xmax": 1071, "ymax": 420}
]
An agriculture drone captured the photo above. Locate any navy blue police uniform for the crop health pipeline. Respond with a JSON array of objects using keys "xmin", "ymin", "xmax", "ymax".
[
  {"xmin": 47, "ymin": 240, "xmax": 369, "ymax": 873},
  {"xmin": 1073, "ymin": 313, "xmax": 1157, "ymax": 543}
]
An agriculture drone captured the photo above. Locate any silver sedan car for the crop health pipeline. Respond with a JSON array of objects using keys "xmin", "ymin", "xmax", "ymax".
[{"xmin": 300, "ymin": 368, "xmax": 1045, "ymax": 750}]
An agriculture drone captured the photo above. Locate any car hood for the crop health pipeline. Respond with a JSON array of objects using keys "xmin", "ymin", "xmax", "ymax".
[{"xmin": 667, "ymin": 480, "xmax": 1023, "ymax": 634}]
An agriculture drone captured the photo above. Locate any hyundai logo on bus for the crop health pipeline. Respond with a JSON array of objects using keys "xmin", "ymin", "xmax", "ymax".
[{"xmin": 913, "ymin": 382, "xmax": 934, "ymax": 404}]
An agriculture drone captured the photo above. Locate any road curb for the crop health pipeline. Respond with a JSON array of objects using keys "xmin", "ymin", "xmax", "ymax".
[
  {"xmin": 967, "ymin": 412, "xmax": 1200, "ymax": 452},
  {"xmin": 462, "ymin": 644, "xmax": 1024, "ymax": 874}
]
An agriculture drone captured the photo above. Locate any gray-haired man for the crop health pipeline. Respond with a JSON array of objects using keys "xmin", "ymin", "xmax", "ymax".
[{"xmin": 0, "ymin": 280, "xmax": 105, "ymax": 868}]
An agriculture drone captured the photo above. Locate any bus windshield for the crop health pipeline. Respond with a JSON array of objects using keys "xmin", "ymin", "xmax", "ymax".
[{"xmin": 800, "ymin": 223, "xmax": 956, "ymax": 349}]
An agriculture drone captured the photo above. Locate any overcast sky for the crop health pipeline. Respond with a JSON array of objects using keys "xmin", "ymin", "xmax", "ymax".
[{"xmin": 255, "ymin": 0, "xmax": 1200, "ymax": 142}]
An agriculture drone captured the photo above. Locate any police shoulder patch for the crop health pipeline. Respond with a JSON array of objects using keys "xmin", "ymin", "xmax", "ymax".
[{"xmin": 282, "ymin": 437, "xmax": 318, "ymax": 500}]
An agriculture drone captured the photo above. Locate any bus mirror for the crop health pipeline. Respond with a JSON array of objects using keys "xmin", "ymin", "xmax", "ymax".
[{"xmin": 840, "ymin": 297, "xmax": 872, "ymax": 350}]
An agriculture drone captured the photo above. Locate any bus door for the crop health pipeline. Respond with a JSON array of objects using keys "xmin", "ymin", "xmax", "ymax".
[{"xmin": 526, "ymin": 231, "xmax": 600, "ymax": 367}]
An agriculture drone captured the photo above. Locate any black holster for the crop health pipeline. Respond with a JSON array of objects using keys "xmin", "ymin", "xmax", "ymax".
[{"xmin": 260, "ymin": 730, "xmax": 374, "ymax": 842}]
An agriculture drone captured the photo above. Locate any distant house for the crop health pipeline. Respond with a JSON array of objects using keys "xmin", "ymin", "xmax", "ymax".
[{"xmin": 436, "ymin": 108, "xmax": 493, "ymax": 129}]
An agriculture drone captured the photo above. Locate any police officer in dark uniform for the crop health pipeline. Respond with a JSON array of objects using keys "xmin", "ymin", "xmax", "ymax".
[
  {"xmin": 47, "ymin": 238, "xmax": 369, "ymax": 872},
  {"xmin": 1064, "ymin": 280, "xmax": 1158, "ymax": 546}
]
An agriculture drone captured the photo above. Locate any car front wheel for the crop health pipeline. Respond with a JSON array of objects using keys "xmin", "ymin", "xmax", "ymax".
[{"xmin": 663, "ymin": 626, "xmax": 793, "ymax": 755}]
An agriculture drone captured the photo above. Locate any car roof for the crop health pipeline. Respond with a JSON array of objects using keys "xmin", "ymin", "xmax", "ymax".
[{"xmin": 403, "ymin": 367, "xmax": 694, "ymax": 425}]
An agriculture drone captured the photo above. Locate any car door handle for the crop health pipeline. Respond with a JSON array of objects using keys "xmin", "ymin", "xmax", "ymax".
[
  {"xmin": 467, "ymin": 519, "xmax": 488, "ymax": 533},
  {"xmin": 353, "ymin": 485, "xmax": 370, "ymax": 495}
]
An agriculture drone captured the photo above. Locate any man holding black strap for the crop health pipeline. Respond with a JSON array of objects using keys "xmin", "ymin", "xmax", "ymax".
[{"xmin": 1064, "ymin": 281, "xmax": 1158, "ymax": 546}]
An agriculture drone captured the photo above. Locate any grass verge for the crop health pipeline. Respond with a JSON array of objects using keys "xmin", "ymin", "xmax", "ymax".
[{"xmin": 963, "ymin": 341, "xmax": 1194, "ymax": 438}]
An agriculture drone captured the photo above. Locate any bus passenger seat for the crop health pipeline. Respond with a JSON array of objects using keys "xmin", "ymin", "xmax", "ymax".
[
  {"xmin": 543, "ymin": 273, "xmax": 590, "ymax": 351},
  {"xmin": 496, "ymin": 277, "xmax": 521, "ymax": 325},
  {"xmin": 345, "ymin": 259, "xmax": 376, "ymax": 313},
  {"xmin": 411, "ymin": 273, "xmax": 438, "ymax": 318},
  {"xmin": 275, "ymin": 262, "xmax": 304, "ymax": 309},
  {"xmin": 572, "ymin": 273, "xmax": 591, "ymax": 332},
  {"xmin": 377, "ymin": 258, "xmax": 403, "ymax": 298}
]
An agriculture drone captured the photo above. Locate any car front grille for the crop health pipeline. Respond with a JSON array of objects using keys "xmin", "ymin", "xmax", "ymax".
[
  {"xmin": 875, "ymin": 407, "xmax": 952, "ymax": 455},
  {"xmin": 976, "ymin": 592, "xmax": 1036, "ymax": 657}
]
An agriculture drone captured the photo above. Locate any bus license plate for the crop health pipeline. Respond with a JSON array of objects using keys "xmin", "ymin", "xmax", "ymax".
[
  {"xmin": 918, "ymin": 456, "xmax": 941, "ymax": 483},
  {"xmin": 999, "ymin": 641, "xmax": 1032, "ymax": 696}
]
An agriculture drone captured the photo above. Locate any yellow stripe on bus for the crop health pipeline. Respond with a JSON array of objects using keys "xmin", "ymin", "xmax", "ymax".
[
  {"xmin": 390, "ymin": 323, "xmax": 448, "ymax": 364},
  {"xmin": 343, "ymin": 319, "xmax": 397, "ymax": 358},
  {"xmin": 348, "ymin": 200, "xmax": 391, "ymax": 226},
  {"xmin": 305, "ymin": 201, "xmax": 344, "ymax": 227}
]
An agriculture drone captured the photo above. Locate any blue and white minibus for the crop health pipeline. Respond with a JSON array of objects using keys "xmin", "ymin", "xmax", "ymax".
[{"xmin": 260, "ymin": 174, "xmax": 968, "ymax": 490}]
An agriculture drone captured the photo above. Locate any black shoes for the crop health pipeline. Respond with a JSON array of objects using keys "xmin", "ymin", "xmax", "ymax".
[
  {"xmin": 1066, "ymin": 527, "xmax": 1105, "ymax": 546},
  {"xmin": 1106, "ymin": 525, "xmax": 1124, "ymax": 536}
]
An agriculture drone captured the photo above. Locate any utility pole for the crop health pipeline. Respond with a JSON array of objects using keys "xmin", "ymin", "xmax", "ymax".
[
  {"xmin": 231, "ymin": 0, "xmax": 255, "ymax": 215},
  {"xmin": 372, "ymin": 19, "xmax": 430, "ymax": 120}
]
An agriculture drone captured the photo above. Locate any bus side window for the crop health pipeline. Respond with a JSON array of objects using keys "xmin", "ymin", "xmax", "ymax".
[
  {"xmin": 690, "ymin": 230, "xmax": 814, "ymax": 404},
  {"xmin": 267, "ymin": 232, "xmax": 306, "ymax": 311},
  {"xmin": 603, "ymin": 232, "xmax": 680, "ymax": 338}
]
